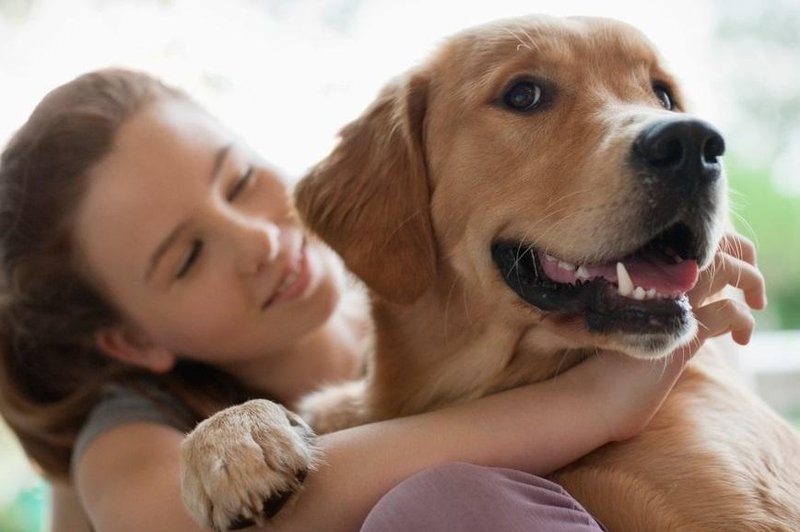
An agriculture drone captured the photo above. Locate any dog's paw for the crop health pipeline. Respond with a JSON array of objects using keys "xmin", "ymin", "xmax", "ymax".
[
  {"xmin": 297, "ymin": 379, "xmax": 367, "ymax": 434},
  {"xmin": 180, "ymin": 399, "xmax": 318, "ymax": 531}
]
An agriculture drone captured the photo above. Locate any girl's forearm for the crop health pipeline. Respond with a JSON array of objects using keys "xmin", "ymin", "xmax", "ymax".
[{"xmin": 268, "ymin": 374, "xmax": 608, "ymax": 532}]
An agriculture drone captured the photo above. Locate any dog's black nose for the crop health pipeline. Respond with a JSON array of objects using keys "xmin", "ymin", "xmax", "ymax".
[{"xmin": 633, "ymin": 118, "xmax": 725, "ymax": 185}]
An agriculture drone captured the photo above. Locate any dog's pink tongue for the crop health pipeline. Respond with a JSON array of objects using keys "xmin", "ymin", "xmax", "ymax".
[{"xmin": 625, "ymin": 255, "xmax": 699, "ymax": 294}]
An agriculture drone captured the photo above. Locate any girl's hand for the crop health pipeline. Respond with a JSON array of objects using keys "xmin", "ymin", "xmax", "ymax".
[
  {"xmin": 689, "ymin": 232, "xmax": 766, "ymax": 314},
  {"xmin": 580, "ymin": 231, "xmax": 766, "ymax": 442}
]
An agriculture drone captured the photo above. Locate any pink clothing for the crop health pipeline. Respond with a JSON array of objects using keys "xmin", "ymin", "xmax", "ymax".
[{"xmin": 362, "ymin": 463, "xmax": 606, "ymax": 532}]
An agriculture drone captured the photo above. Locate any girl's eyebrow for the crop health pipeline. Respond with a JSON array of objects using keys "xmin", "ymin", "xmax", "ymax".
[
  {"xmin": 144, "ymin": 143, "xmax": 233, "ymax": 283},
  {"xmin": 209, "ymin": 143, "xmax": 234, "ymax": 184}
]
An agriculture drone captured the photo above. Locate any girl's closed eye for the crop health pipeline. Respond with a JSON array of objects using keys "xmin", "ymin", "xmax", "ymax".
[
  {"xmin": 172, "ymin": 166, "xmax": 255, "ymax": 281},
  {"xmin": 176, "ymin": 239, "xmax": 203, "ymax": 279},
  {"xmin": 226, "ymin": 166, "xmax": 255, "ymax": 202}
]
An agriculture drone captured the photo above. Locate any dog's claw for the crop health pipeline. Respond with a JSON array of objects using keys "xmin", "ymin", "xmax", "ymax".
[
  {"xmin": 228, "ymin": 516, "xmax": 256, "ymax": 530},
  {"xmin": 263, "ymin": 489, "xmax": 294, "ymax": 519},
  {"xmin": 180, "ymin": 399, "xmax": 318, "ymax": 531}
]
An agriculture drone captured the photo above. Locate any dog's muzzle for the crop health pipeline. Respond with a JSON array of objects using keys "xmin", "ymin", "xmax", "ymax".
[{"xmin": 491, "ymin": 118, "xmax": 726, "ymax": 350}]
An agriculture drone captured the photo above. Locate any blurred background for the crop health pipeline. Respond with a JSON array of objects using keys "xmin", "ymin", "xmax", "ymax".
[{"xmin": 1, "ymin": 0, "xmax": 798, "ymax": 529}]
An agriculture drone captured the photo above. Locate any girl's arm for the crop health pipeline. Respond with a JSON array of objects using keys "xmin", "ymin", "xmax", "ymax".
[{"xmin": 50, "ymin": 481, "xmax": 91, "ymax": 532}]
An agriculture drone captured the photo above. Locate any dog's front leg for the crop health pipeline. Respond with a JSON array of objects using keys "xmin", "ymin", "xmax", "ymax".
[
  {"xmin": 297, "ymin": 379, "xmax": 370, "ymax": 434},
  {"xmin": 180, "ymin": 399, "xmax": 318, "ymax": 531}
]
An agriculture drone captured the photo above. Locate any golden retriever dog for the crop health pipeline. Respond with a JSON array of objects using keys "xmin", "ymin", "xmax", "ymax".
[{"xmin": 181, "ymin": 15, "xmax": 800, "ymax": 531}]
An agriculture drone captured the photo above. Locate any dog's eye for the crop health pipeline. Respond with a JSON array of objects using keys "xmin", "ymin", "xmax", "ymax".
[
  {"xmin": 653, "ymin": 85, "xmax": 674, "ymax": 110},
  {"xmin": 503, "ymin": 81, "xmax": 543, "ymax": 112}
]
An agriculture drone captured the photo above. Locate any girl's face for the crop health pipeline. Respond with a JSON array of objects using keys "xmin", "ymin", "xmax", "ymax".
[{"xmin": 73, "ymin": 98, "xmax": 342, "ymax": 369}]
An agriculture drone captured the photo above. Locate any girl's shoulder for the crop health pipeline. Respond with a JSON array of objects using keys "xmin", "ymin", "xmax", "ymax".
[
  {"xmin": 73, "ymin": 412, "xmax": 199, "ymax": 531},
  {"xmin": 71, "ymin": 379, "xmax": 194, "ymax": 475}
]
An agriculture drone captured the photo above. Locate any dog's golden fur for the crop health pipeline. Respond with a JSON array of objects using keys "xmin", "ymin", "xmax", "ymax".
[
  {"xmin": 181, "ymin": 15, "xmax": 800, "ymax": 531},
  {"xmin": 293, "ymin": 15, "xmax": 800, "ymax": 531}
]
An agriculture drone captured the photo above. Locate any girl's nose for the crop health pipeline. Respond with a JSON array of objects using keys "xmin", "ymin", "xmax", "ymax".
[{"xmin": 235, "ymin": 219, "xmax": 280, "ymax": 275}]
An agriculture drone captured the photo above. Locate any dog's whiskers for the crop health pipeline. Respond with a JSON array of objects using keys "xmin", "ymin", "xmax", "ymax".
[
  {"xmin": 728, "ymin": 187, "xmax": 759, "ymax": 248},
  {"xmin": 512, "ymin": 238, "xmax": 537, "ymax": 282},
  {"xmin": 534, "ymin": 187, "xmax": 598, "ymax": 243},
  {"xmin": 696, "ymin": 319, "xmax": 711, "ymax": 333},
  {"xmin": 533, "ymin": 211, "xmax": 583, "ymax": 253},
  {"xmin": 542, "ymin": 186, "xmax": 595, "ymax": 212},
  {"xmin": 510, "ymin": 227, "xmax": 542, "ymax": 279},
  {"xmin": 511, "ymin": 205, "xmax": 579, "ymax": 260}
]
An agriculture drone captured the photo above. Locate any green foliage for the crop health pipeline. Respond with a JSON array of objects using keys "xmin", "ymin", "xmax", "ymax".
[{"xmin": 727, "ymin": 159, "xmax": 800, "ymax": 329}]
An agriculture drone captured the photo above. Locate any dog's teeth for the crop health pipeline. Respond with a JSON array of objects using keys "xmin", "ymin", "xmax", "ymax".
[
  {"xmin": 633, "ymin": 286, "xmax": 646, "ymax": 300},
  {"xmin": 558, "ymin": 260, "xmax": 576, "ymax": 272},
  {"xmin": 616, "ymin": 262, "xmax": 634, "ymax": 297},
  {"xmin": 545, "ymin": 254, "xmax": 557, "ymax": 263},
  {"xmin": 576, "ymin": 265, "xmax": 590, "ymax": 279},
  {"xmin": 646, "ymin": 288, "xmax": 657, "ymax": 299}
]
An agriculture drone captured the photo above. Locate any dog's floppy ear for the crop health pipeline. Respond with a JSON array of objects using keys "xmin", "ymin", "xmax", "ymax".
[{"xmin": 296, "ymin": 71, "xmax": 435, "ymax": 305}]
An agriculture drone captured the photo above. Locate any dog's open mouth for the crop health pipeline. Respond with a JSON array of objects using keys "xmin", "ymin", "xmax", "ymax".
[{"xmin": 491, "ymin": 223, "xmax": 700, "ymax": 335}]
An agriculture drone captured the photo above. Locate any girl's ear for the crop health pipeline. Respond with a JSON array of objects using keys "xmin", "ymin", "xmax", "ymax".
[{"xmin": 94, "ymin": 327, "xmax": 176, "ymax": 374}]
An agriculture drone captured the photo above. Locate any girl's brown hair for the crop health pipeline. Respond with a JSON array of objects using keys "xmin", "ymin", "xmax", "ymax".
[{"xmin": 0, "ymin": 69, "xmax": 252, "ymax": 480}]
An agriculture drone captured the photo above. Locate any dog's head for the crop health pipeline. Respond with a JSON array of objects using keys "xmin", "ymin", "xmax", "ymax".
[{"xmin": 297, "ymin": 15, "xmax": 727, "ymax": 359}]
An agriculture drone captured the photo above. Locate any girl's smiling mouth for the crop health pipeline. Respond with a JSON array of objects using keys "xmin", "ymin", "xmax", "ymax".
[{"xmin": 262, "ymin": 238, "xmax": 311, "ymax": 309}]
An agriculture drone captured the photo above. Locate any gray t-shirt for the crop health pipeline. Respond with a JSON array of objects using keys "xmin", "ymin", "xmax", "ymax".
[{"xmin": 71, "ymin": 382, "xmax": 195, "ymax": 475}]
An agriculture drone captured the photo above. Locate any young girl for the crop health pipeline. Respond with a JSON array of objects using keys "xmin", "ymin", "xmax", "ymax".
[{"xmin": 0, "ymin": 69, "xmax": 763, "ymax": 532}]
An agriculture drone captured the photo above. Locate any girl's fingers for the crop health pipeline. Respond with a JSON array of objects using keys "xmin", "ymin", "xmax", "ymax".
[
  {"xmin": 719, "ymin": 232, "xmax": 757, "ymax": 266},
  {"xmin": 690, "ymin": 253, "xmax": 766, "ymax": 310},
  {"xmin": 692, "ymin": 298, "xmax": 755, "ymax": 347}
]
